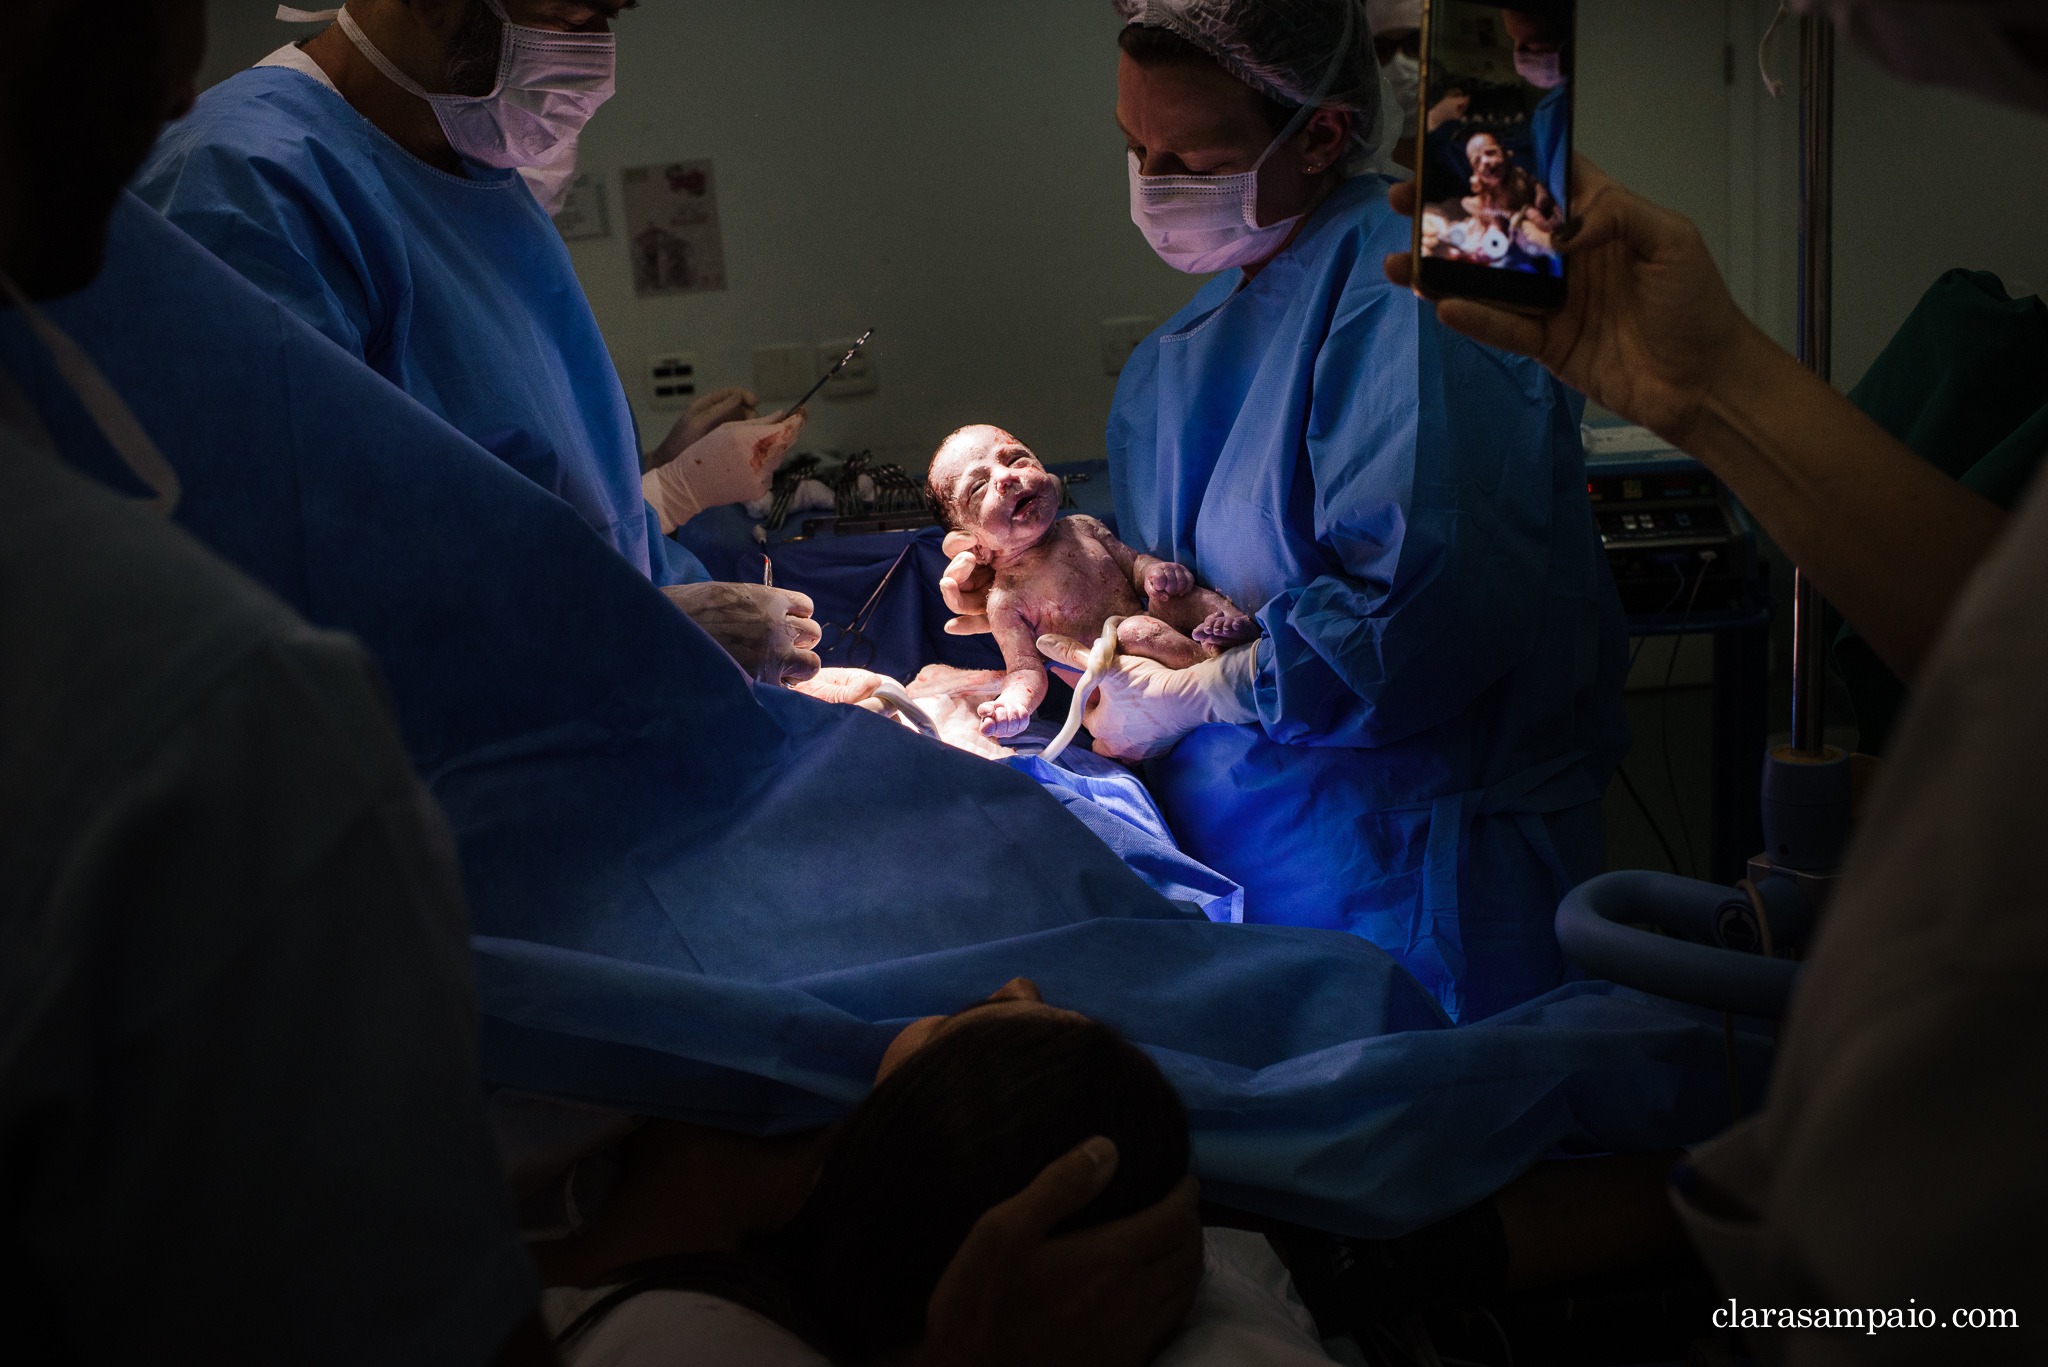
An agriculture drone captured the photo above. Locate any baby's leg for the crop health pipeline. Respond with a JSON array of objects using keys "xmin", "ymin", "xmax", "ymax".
[
  {"xmin": 977, "ymin": 661, "xmax": 1048, "ymax": 738},
  {"xmin": 1186, "ymin": 587, "xmax": 1259, "ymax": 648},
  {"xmin": 1114, "ymin": 614, "xmax": 1209, "ymax": 670}
]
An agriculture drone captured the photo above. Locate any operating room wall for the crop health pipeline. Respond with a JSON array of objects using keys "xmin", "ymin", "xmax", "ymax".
[
  {"xmin": 1830, "ymin": 42, "xmax": 2048, "ymax": 388},
  {"xmin": 195, "ymin": 2, "xmax": 2048, "ymax": 461}
]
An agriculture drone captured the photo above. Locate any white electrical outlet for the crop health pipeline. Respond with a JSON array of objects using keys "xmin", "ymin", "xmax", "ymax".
[
  {"xmin": 1099, "ymin": 317, "xmax": 1159, "ymax": 376},
  {"xmin": 752, "ymin": 344, "xmax": 818, "ymax": 400},
  {"xmin": 818, "ymin": 336, "xmax": 877, "ymax": 398},
  {"xmin": 646, "ymin": 352, "xmax": 699, "ymax": 410}
]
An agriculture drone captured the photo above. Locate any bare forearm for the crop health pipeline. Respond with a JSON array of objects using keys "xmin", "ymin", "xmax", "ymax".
[{"xmin": 1680, "ymin": 325, "xmax": 2007, "ymax": 684}]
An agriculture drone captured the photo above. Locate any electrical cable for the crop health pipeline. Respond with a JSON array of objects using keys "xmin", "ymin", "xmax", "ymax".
[
  {"xmin": 1613, "ymin": 561, "xmax": 1690, "ymax": 876},
  {"xmin": 1625, "ymin": 559, "xmax": 1688, "ymax": 678},
  {"xmin": 1723, "ymin": 1011, "xmax": 1744, "ymax": 1123},
  {"xmin": 1615, "ymin": 767, "xmax": 1683, "ymax": 875},
  {"xmin": 1658, "ymin": 554, "xmax": 1715, "ymax": 876},
  {"xmin": 1478, "ymin": 1309, "xmax": 1514, "ymax": 1367},
  {"xmin": 1734, "ymin": 877, "xmax": 1777, "ymax": 959}
]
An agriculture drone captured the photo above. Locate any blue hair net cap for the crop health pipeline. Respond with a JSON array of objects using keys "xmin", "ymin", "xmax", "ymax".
[{"xmin": 1113, "ymin": 0, "xmax": 1400, "ymax": 173}]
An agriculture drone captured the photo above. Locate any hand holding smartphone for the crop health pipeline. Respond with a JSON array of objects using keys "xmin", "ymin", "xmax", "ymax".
[{"xmin": 1410, "ymin": 0, "xmax": 1575, "ymax": 313}]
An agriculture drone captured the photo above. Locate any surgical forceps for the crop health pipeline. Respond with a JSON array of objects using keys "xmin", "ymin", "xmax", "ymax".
[
  {"xmin": 817, "ymin": 541, "xmax": 913, "ymax": 671},
  {"xmin": 788, "ymin": 329, "xmax": 873, "ymax": 414}
]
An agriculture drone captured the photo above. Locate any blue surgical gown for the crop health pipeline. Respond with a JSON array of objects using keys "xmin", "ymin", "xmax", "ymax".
[
  {"xmin": 131, "ymin": 65, "xmax": 705, "ymax": 585},
  {"xmin": 1531, "ymin": 85, "xmax": 1570, "ymax": 216},
  {"xmin": 1108, "ymin": 173, "xmax": 1629, "ymax": 1022}
]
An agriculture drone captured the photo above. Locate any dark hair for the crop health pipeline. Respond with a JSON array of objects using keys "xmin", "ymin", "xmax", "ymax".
[
  {"xmin": 925, "ymin": 425, "xmax": 979, "ymax": 534},
  {"xmin": 560, "ymin": 1011, "xmax": 1189, "ymax": 1359},
  {"xmin": 924, "ymin": 473, "xmax": 962, "ymax": 533},
  {"xmin": 1116, "ymin": 24, "xmax": 1301, "ymax": 136},
  {"xmin": 788, "ymin": 1011, "xmax": 1189, "ymax": 1357}
]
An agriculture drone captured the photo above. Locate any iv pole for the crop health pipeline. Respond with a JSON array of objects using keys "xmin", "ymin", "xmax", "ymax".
[
  {"xmin": 1745, "ymin": 8, "xmax": 1852, "ymax": 898},
  {"xmin": 1547, "ymin": 10, "xmax": 1853, "ymax": 1014},
  {"xmin": 1790, "ymin": 14, "xmax": 1833, "ymax": 758}
]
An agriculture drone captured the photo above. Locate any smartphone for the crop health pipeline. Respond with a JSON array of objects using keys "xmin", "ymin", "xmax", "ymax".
[{"xmin": 1410, "ymin": 0, "xmax": 1574, "ymax": 312}]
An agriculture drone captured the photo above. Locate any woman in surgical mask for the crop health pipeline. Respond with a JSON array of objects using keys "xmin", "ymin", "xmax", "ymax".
[
  {"xmin": 946, "ymin": 0, "xmax": 1626, "ymax": 1026},
  {"xmin": 1502, "ymin": 6, "xmax": 1570, "ymax": 208}
]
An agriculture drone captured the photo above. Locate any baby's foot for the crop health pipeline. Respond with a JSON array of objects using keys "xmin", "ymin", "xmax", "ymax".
[
  {"xmin": 1192, "ymin": 611, "xmax": 1259, "ymax": 647},
  {"xmin": 977, "ymin": 698, "xmax": 1034, "ymax": 739},
  {"xmin": 1143, "ymin": 561, "xmax": 1195, "ymax": 599}
]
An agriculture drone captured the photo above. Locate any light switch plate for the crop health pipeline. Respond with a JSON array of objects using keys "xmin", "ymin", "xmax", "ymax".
[
  {"xmin": 1100, "ymin": 316, "xmax": 1159, "ymax": 376},
  {"xmin": 818, "ymin": 336, "xmax": 877, "ymax": 398},
  {"xmin": 646, "ymin": 352, "xmax": 699, "ymax": 410},
  {"xmin": 752, "ymin": 344, "xmax": 818, "ymax": 400}
]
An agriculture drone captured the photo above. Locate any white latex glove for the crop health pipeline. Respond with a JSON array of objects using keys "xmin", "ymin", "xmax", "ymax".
[
  {"xmin": 661, "ymin": 582, "xmax": 823, "ymax": 685},
  {"xmin": 1037, "ymin": 635, "xmax": 1260, "ymax": 761},
  {"xmin": 661, "ymin": 385, "xmax": 758, "ymax": 455},
  {"xmin": 643, "ymin": 409, "xmax": 805, "ymax": 533}
]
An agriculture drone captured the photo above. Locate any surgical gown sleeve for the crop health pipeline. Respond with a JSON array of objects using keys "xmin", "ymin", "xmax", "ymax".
[
  {"xmin": 648, "ymin": 504, "xmax": 714, "ymax": 586},
  {"xmin": 1251, "ymin": 293, "xmax": 1574, "ymax": 749},
  {"xmin": 134, "ymin": 136, "xmax": 378, "ymax": 359}
]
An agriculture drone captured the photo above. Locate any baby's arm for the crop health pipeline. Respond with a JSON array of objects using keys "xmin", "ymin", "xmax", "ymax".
[
  {"xmin": 1069, "ymin": 515, "xmax": 1194, "ymax": 601},
  {"xmin": 977, "ymin": 598, "xmax": 1048, "ymax": 738}
]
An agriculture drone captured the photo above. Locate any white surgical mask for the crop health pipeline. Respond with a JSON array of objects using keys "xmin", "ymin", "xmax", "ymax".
[
  {"xmin": 288, "ymin": 1, "xmax": 615, "ymax": 211},
  {"xmin": 1514, "ymin": 47, "xmax": 1566, "ymax": 90},
  {"xmin": 1126, "ymin": 2, "xmax": 1354, "ymax": 275},
  {"xmin": 1127, "ymin": 138, "xmax": 1311, "ymax": 275},
  {"xmin": 0, "ymin": 268, "xmax": 180, "ymax": 515},
  {"xmin": 1381, "ymin": 52, "xmax": 1420, "ymax": 137}
]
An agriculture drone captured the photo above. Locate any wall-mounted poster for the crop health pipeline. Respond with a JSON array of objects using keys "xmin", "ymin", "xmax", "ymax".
[
  {"xmin": 551, "ymin": 172, "xmax": 610, "ymax": 241},
  {"xmin": 622, "ymin": 159, "xmax": 728, "ymax": 296}
]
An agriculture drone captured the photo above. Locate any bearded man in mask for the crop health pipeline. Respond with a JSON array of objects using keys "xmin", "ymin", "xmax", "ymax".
[{"xmin": 133, "ymin": 0, "xmax": 825, "ymax": 686}]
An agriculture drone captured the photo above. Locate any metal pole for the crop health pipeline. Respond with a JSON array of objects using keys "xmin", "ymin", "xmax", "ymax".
[{"xmin": 1791, "ymin": 15, "xmax": 1833, "ymax": 758}]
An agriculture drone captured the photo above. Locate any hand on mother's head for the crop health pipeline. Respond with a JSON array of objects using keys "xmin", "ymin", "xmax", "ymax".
[
  {"xmin": 821, "ymin": 978, "xmax": 1203, "ymax": 1364},
  {"xmin": 911, "ymin": 1142, "xmax": 1204, "ymax": 1367}
]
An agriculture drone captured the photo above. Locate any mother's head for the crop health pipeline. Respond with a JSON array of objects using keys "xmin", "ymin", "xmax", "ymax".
[
  {"xmin": 1115, "ymin": 0, "xmax": 1392, "ymax": 269},
  {"xmin": 789, "ymin": 978, "xmax": 1191, "ymax": 1359}
]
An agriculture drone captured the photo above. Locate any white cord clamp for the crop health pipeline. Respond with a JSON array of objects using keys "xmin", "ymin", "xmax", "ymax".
[{"xmin": 1039, "ymin": 616, "xmax": 1124, "ymax": 765}]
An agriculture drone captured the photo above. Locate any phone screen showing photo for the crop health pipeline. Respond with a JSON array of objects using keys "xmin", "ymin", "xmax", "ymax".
[{"xmin": 1417, "ymin": 1, "xmax": 1573, "ymax": 284}]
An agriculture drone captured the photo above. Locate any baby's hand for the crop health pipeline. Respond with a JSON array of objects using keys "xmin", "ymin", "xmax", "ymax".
[
  {"xmin": 1144, "ymin": 561, "xmax": 1196, "ymax": 599},
  {"xmin": 977, "ymin": 697, "xmax": 1034, "ymax": 739},
  {"xmin": 1193, "ymin": 610, "xmax": 1259, "ymax": 647}
]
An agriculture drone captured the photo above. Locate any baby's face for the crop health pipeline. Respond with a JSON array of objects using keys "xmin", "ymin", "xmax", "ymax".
[
  {"xmin": 1468, "ymin": 134, "xmax": 1507, "ymax": 177},
  {"xmin": 931, "ymin": 425, "xmax": 1061, "ymax": 557}
]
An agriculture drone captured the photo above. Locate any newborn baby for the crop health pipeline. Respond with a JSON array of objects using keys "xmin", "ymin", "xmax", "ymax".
[
  {"xmin": 925, "ymin": 425, "xmax": 1256, "ymax": 738},
  {"xmin": 1461, "ymin": 131, "xmax": 1560, "ymax": 232}
]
